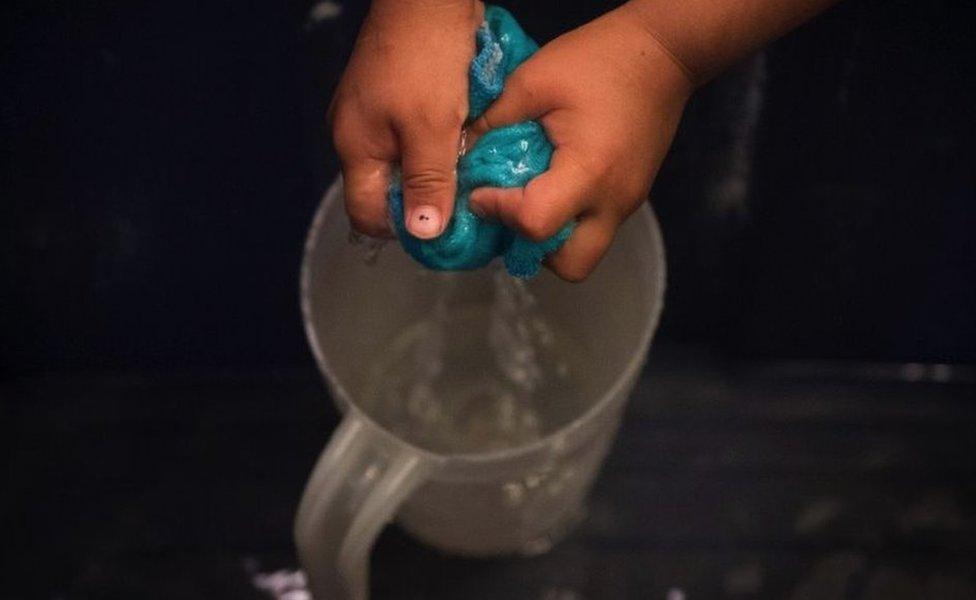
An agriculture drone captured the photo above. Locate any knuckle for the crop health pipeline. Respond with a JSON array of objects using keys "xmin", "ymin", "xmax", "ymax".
[
  {"xmin": 403, "ymin": 99, "xmax": 465, "ymax": 133},
  {"xmin": 517, "ymin": 208, "xmax": 555, "ymax": 242},
  {"xmin": 348, "ymin": 213, "xmax": 389, "ymax": 238},
  {"xmin": 554, "ymin": 262, "xmax": 592, "ymax": 283},
  {"xmin": 345, "ymin": 202, "xmax": 371, "ymax": 226},
  {"xmin": 330, "ymin": 112, "xmax": 360, "ymax": 154},
  {"xmin": 345, "ymin": 199, "xmax": 388, "ymax": 237},
  {"xmin": 401, "ymin": 168, "xmax": 453, "ymax": 199}
]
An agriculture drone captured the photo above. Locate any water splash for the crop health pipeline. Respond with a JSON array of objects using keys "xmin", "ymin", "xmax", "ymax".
[{"xmin": 360, "ymin": 264, "xmax": 586, "ymax": 454}]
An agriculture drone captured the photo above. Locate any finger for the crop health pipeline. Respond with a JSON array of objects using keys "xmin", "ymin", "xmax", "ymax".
[
  {"xmin": 545, "ymin": 214, "xmax": 618, "ymax": 283},
  {"xmin": 341, "ymin": 156, "xmax": 395, "ymax": 239},
  {"xmin": 398, "ymin": 121, "xmax": 461, "ymax": 239},
  {"xmin": 468, "ymin": 68, "xmax": 548, "ymax": 142},
  {"xmin": 333, "ymin": 107, "xmax": 397, "ymax": 238},
  {"xmin": 468, "ymin": 187, "xmax": 523, "ymax": 228},
  {"xmin": 469, "ymin": 150, "xmax": 592, "ymax": 242}
]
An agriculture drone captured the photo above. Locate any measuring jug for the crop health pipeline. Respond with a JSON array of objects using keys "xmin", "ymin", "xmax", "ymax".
[{"xmin": 295, "ymin": 179, "xmax": 666, "ymax": 599}]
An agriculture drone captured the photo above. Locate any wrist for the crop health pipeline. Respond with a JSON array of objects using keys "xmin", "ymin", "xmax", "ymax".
[
  {"xmin": 624, "ymin": 0, "xmax": 840, "ymax": 84},
  {"xmin": 606, "ymin": 3, "xmax": 696, "ymax": 105},
  {"xmin": 622, "ymin": 0, "xmax": 706, "ymax": 87},
  {"xmin": 368, "ymin": 0, "xmax": 481, "ymax": 24},
  {"xmin": 358, "ymin": 0, "xmax": 483, "ymax": 58}
]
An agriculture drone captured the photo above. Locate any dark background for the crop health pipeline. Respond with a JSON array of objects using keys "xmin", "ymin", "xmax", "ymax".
[
  {"xmin": 2, "ymin": 1, "xmax": 975, "ymax": 598},
  {"xmin": 3, "ymin": 0, "xmax": 973, "ymax": 374}
]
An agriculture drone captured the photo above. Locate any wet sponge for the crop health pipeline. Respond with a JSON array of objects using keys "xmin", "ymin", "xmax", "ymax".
[{"xmin": 388, "ymin": 5, "xmax": 573, "ymax": 278}]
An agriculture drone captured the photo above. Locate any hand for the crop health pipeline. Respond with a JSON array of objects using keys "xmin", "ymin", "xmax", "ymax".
[
  {"xmin": 330, "ymin": 0, "xmax": 483, "ymax": 239},
  {"xmin": 468, "ymin": 4, "xmax": 693, "ymax": 281}
]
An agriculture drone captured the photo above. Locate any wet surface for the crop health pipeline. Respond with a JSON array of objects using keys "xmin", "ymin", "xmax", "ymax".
[{"xmin": 5, "ymin": 346, "xmax": 975, "ymax": 599}]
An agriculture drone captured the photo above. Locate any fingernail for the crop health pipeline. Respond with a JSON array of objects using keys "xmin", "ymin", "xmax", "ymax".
[{"xmin": 407, "ymin": 205, "xmax": 443, "ymax": 239}]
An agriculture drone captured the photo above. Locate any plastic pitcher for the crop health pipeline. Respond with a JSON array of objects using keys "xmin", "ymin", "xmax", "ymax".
[{"xmin": 294, "ymin": 179, "xmax": 666, "ymax": 599}]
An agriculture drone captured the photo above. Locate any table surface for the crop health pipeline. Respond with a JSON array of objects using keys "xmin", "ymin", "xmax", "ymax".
[{"xmin": 4, "ymin": 346, "xmax": 975, "ymax": 599}]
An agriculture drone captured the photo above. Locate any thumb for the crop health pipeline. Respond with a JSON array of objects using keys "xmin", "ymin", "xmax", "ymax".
[
  {"xmin": 468, "ymin": 68, "xmax": 548, "ymax": 141},
  {"xmin": 469, "ymin": 149, "xmax": 591, "ymax": 241},
  {"xmin": 398, "ymin": 121, "xmax": 461, "ymax": 240}
]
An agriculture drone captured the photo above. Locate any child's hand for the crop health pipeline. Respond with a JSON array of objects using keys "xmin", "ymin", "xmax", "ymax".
[
  {"xmin": 330, "ymin": 0, "xmax": 483, "ymax": 239},
  {"xmin": 469, "ymin": 5, "xmax": 693, "ymax": 281}
]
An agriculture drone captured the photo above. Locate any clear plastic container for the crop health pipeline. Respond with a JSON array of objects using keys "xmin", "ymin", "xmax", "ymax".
[{"xmin": 295, "ymin": 179, "xmax": 666, "ymax": 599}]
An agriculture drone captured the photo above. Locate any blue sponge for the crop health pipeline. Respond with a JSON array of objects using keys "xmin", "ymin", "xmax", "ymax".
[{"xmin": 388, "ymin": 5, "xmax": 574, "ymax": 278}]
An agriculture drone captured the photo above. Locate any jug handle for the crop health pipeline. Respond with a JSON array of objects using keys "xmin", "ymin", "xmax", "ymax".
[{"xmin": 294, "ymin": 412, "xmax": 435, "ymax": 600}]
